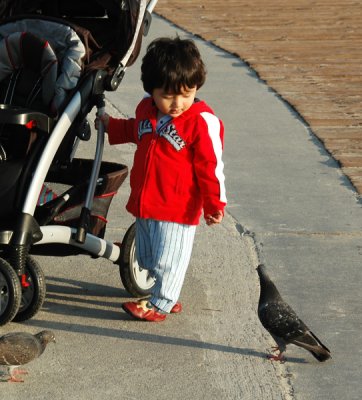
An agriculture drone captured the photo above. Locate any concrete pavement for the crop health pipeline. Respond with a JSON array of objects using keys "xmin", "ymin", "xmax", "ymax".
[{"xmin": 1, "ymin": 14, "xmax": 361, "ymax": 400}]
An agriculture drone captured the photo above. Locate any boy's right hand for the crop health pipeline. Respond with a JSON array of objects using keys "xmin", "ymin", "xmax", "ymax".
[
  {"xmin": 94, "ymin": 113, "xmax": 110, "ymax": 133},
  {"xmin": 205, "ymin": 210, "xmax": 223, "ymax": 226}
]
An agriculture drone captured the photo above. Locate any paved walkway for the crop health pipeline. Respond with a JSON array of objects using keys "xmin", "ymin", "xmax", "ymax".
[{"xmin": 155, "ymin": 0, "xmax": 362, "ymax": 194}]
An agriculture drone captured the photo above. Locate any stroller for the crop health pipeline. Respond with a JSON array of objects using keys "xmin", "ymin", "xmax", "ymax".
[{"xmin": 0, "ymin": 0, "xmax": 158, "ymax": 326}]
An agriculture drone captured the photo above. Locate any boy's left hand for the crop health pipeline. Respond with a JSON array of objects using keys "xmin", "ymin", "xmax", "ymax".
[{"xmin": 206, "ymin": 210, "xmax": 223, "ymax": 226}]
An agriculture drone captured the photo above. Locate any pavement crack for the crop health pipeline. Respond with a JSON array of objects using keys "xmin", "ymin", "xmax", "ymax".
[{"xmin": 235, "ymin": 222, "xmax": 255, "ymax": 238}]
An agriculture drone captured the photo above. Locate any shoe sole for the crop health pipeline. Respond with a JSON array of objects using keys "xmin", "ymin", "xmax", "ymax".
[{"xmin": 121, "ymin": 304, "xmax": 166, "ymax": 322}]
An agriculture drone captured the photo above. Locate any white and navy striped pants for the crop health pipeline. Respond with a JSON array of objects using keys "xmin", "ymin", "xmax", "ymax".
[{"xmin": 135, "ymin": 218, "xmax": 196, "ymax": 313}]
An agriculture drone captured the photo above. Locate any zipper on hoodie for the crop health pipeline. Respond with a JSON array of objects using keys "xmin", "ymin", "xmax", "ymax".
[
  {"xmin": 139, "ymin": 113, "xmax": 172, "ymax": 215},
  {"xmin": 139, "ymin": 130, "xmax": 159, "ymax": 216}
]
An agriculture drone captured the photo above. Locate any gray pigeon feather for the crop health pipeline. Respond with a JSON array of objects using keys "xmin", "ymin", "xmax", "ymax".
[
  {"xmin": 256, "ymin": 264, "xmax": 331, "ymax": 362},
  {"xmin": 0, "ymin": 330, "xmax": 55, "ymax": 382}
]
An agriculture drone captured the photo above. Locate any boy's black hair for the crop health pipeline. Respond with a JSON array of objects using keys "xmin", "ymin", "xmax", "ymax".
[{"xmin": 141, "ymin": 37, "xmax": 206, "ymax": 94}]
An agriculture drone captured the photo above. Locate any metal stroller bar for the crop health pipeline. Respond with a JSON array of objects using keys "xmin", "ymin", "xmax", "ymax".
[
  {"xmin": 75, "ymin": 94, "xmax": 106, "ymax": 243},
  {"xmin": 37, "ymin": 226, "xmax": 120, "ymax": 262},
  {"xmin": 147, "ymin": 0, "xmax": 158, "ymax": 13},
  {"xmin": 23, "ymin": 92, "xmax": 81, "ymax": 216}
]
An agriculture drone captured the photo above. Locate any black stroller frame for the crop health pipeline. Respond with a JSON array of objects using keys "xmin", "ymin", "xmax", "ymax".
[{"xmin": 0, "ymin": 0, "xmax": 158, "ymax": 325}]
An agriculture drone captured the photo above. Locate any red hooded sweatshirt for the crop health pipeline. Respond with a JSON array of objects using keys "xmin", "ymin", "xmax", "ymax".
[{"xmin": 107, "ymin": 97, "xmax": 227, "ymax": 225}]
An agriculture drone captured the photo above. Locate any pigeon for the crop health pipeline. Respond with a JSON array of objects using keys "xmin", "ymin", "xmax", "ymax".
[
  {"xmin": 256, "ymin": 264, "xmax": 331, "ymax": 362},
  {"xmin": 0, "ymin": 330, "xmax": 55, "ymax": 382}
]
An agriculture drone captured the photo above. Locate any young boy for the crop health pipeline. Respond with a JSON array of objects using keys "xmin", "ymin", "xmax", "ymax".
[{"xmin": 97, "ymin": 37, "xmax": 227, "ymax": 321}]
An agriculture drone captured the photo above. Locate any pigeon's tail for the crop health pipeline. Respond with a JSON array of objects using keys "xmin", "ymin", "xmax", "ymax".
[
  {"xmin": 292, "ymin": 330, "xmax": 331, "ymax": 362},
  {"xmin": 309, "ymin": 331, "xmax": 331, "ymax": 362},
  {"xmin": 310, "ymin": 349, "xmax": 331, "ymax": 362}
]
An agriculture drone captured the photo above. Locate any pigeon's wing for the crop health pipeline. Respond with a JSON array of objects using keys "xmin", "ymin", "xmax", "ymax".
[
  {"xmin": 258, "ymin": 300, "xmax": 308, "ymax": 342},
  {"xmin": 0, "ymin": 333, "xmax": 42, "ymax": 366},
  {"xmin": 259, "ymin": 300, "xmax": 310, "ymax": 358}
]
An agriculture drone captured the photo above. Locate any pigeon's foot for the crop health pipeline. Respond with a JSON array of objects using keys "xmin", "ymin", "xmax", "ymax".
[
  {"xmin": 12, "ymin": 368, "xmax": 28, "ymax": 375},
  {"xmin": 8, "ymin": 375, "xmax": 25, "ymax": 383},
  {"xmin": 267, "ymin": 348, "xmax": 286, "ymax": 363},
  {"xmin": 267, "ymin": 353, "xmax": 286, "ymax": 363},
  {"xmin": 8, "ymin": 368, "xmax": 28, "ymax": 383}
]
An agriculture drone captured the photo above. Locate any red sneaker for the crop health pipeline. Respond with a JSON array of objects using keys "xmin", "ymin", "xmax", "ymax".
[
  {"xmin": 122, "ymin": 300, "xmax": 167, "ymax": 322},
  {"xmin": 170, "ymin": 302, "xmax": 182, "ymax": 313}
]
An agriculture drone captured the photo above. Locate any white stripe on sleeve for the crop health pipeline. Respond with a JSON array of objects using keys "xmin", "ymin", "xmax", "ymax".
[{"xmin": 201, "ymin": 112, "xmax": 227, "ymax": 203}]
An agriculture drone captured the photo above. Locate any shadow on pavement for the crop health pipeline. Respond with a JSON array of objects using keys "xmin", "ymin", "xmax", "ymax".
[{"xmin": 23, "ymin": 318, "xmax": 308, "ymax": 364}]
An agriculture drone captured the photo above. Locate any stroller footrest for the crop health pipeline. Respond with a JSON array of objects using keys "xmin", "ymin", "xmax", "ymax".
[{"xmin": 0, "ymin": 104, "xmax": 55, "ymax": 133}]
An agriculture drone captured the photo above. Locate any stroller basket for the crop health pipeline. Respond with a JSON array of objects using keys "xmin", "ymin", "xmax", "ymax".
[{"xmin": 37, "ymin": 158, "xmax": 128, "ymax": 238}]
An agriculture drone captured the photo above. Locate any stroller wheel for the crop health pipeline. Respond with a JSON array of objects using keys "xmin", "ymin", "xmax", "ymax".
[
  {"xmin": 13, "ymin": 256, "xmax": 46, "ymax": 322},
  {"xmin": 0, "ymin": 257, "xmax": 22, "ymax": 326},
  {"xmin": 118, "ymin": 222, "xmax": 156, "ymax": 297}
]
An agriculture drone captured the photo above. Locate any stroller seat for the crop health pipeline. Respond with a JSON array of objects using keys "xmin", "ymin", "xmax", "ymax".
[
  {"xmin": 0, "ymin": 31, "xmax": 58, "ymax": 219},
  {"xmin": 0, "ymin": 31, "xmax": 58, "ymax": 113},
  {"xmin": 0, "ymin": 18, "xmax": 86, "ymax": 115},
  {"xmin": 0, "ymin": 20, "xmax": 85, "ymax": 219}
]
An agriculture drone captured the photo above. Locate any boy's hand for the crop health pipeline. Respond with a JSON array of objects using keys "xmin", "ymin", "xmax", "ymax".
[
  {"xmin": 205, "ymin": 210, "xmax": 223, "ymax": 226},
  {"xmin": 94, "ymin": 113, "xmax": 110, "ymax": 132}
]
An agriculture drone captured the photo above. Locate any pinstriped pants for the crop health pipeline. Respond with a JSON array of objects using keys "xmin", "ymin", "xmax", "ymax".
[{"xmin": 135, "ymin": 218, "xmax": 196, "ymax": 313}]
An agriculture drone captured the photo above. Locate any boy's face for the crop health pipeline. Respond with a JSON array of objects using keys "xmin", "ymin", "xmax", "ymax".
[{"xmin": 152, "ymin": 86, "xmax": 197, "ymax": 118}]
